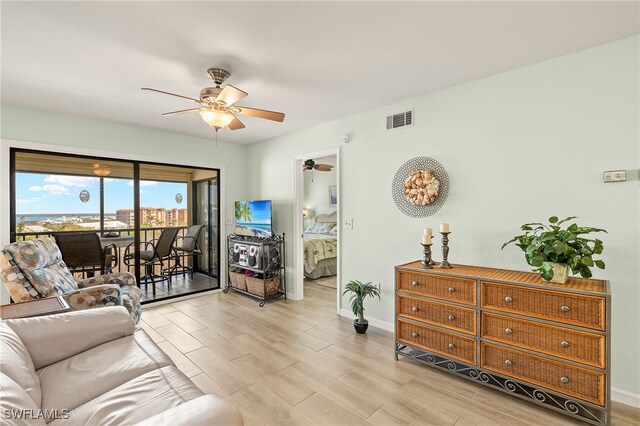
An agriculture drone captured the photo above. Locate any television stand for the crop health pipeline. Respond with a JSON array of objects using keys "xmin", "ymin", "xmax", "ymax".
[{"xmin": 224, "ymin": 233, "xmax": 286, "ymax": 306}]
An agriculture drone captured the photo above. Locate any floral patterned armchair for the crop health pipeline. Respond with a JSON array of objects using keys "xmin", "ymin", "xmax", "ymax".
[{"xmin": 0, "ymin": 238, "xmax": 142, "ymax": 324}]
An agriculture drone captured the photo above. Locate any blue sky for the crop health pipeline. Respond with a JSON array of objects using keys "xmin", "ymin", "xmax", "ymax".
[
  {"xmin": 16, "ymin": 172, "xmax": 187, "ymax": 214},
  {"xmin": 237, "ymin": 200, "xmax": 271, "ymax": 224}
]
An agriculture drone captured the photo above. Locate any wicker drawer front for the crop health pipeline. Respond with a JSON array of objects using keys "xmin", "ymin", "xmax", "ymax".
[
  {"xmin": 397, "ymin": 319, "xmax": 477, "ymax": 364},
  {"xmin": 398, "ymin": 271, "xmax": 476, "ymax": 306},
  {"xmin": 481, "ymin": 313, "xmax": 605, "ymax": 368},
  {"xmin": 397, "ymin": 295, "xmax": 476, "ymax": 335},
  {"xmin": 481, "ymin": 343, "xmax": 604, "ymax": 406},
  {"xmin": 481, "ymin": 282, "xmax": 605, "ymax": 330}
]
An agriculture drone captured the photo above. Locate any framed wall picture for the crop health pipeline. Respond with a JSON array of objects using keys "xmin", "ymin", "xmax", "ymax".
[{"xmin": 329, "ymin": 185, "xmax": 337, "ymax": 207}]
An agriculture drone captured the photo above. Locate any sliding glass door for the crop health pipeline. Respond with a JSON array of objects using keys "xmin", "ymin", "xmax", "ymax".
[
  {"xmin": 10, "ymin": 148, "xmax": 221, "ymax": 302},
  {"xmin": 194, "ymin": 176, "xmax": 219, "ymax": 278}
]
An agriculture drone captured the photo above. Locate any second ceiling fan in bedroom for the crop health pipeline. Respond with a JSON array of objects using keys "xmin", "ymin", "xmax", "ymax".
[
  {"xmin": 303, "ymin": 159, "xmax": 333, "ymax": 172},
  {"xmin": 142, "ymin": 67, "xmax": 285, "ymax": 131}
]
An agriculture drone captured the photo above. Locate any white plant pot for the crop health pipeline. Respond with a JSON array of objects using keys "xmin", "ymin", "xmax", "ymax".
[{"xmin": 547, "ymin": 262, "xmax": 569, "ymax": 284}]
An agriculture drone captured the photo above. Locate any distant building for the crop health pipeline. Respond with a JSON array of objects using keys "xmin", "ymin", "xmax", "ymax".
[
  {"xmin": 116, "ymin": 209, "xmax": 135, "ymax": 227},
  {"xmin": 116, "ymin": 207, "xmax": 187, "ymax": 227},
  {"xmin": 166, "ymin": 208, "xmax": 188, "ymax": 226}
]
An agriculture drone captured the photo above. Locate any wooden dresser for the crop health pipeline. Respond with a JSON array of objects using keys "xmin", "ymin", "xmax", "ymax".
[{"xmin": 395, "ymin": 262, "xmax": 610, "ymax": 425}]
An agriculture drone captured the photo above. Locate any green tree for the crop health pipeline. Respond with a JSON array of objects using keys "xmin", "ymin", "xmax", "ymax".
[{"xmin": 235, "ymin": 202, "xmax": 252, "ymax": 222}]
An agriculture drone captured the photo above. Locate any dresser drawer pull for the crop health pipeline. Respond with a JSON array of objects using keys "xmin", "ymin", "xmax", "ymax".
[
  {"xmin": 411, "ymin": 281, "xmax": 419, "ymax": 286},
  {"xmin": 448, "ymin": 287, "xmax": 456, "ymax": 293},
  {"xmin": 560, "ymin": 376, "xmax": 570, "ymax": 384},
  {"xmin": 412, "ymin": 332, "xmax": 419, "ymax": 338},
  {"xmin": 560, "ymin": 341, "xmax": 570, "ymax": 348},
  {"xmin": 504, "ymin": 328, "xmax": 513, "ymax": 335},
  {"xmin": 504, "ymin": 296, "xmax": 513, "ymax": 303},
  {"xmin": 448, "ymin": 315, "xmax": 455, "ymax": 321},
  {"xmin": 448, "ymin": 343, "xmax": 456, "ymax": 349},
  {"xmin": 560, "ymin": 305, "xmax": 570, "ymax": 312},
  {"xmin": 411, "ymin": 307, "xmax": 419, "ymax": 313},
  {"xmin": 504, "ymin": 359, "xmax": 513, "ymax": 366}
]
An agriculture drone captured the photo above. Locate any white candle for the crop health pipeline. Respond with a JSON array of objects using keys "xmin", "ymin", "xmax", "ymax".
[
  {"xmin": 440, "ymin": 223, "xmax": 450, "ymax": 233},
  {"xmin": 422, "ymin": 228, "xmax": 432, "ymax": 244}
]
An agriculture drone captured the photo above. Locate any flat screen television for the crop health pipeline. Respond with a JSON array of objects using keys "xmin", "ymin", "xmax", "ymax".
[{"xmin": 234, "ymin": 200, "xmax": 273, "ymax": 238}]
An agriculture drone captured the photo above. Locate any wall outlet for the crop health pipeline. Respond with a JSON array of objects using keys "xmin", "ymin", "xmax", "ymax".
[
  {"xmin": 225, "ymin": 218, "xmax": 233, "ymax": 225},
  {"xmin": 344, "ymin": 218, "xmax": 353, "ymax": 229},
  {"xmin": 603, "ymin": 170, "xmax": 626, "ymax": 182}
]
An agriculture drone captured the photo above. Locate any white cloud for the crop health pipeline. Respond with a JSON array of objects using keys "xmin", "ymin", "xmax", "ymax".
[
  {"xmin": 17, "ymin": 197, "xmax": 40, "ymax": 203},
  {"xmin": 44, "ymin": 175, "xmax": 97, "ymax": 187},
  {"xmin": 127, "ymin": 180, "xmax": 157, "ymax": 187},
  {"xmin": 29, "ymin": 186, "xmax": 42, "ymax": 192},
  {"xmin": 42, "ymin": 184, "xmax": 70, "ymax": 196}
]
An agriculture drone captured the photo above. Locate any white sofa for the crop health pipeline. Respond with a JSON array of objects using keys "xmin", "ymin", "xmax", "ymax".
[{"xmin": 0, "ymin": 306, "xmax": 243, "ymax": 425}]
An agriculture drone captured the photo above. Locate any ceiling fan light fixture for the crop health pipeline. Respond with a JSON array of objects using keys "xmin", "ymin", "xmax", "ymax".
[
  {"xmin": 199, "ymin": 108, "xmax": 234, "ymax": 130},
  {"xmin": 92, "ymin": 164, "xmax": 112, "ymax": 177}
]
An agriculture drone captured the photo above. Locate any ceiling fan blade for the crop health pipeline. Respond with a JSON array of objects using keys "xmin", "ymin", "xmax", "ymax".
[
  {"xmin": 216, "ymin": 84, "xmax": 248, "ymax": 106},
  {"xmin": 141, "ymin": 87, "xmax": 202, "ymax": 104},
  {"xmin": 228, "ymin": 114, "xmax": 246, "ymax": 130},
  {"xmin": 161, "ymin": 108, "xmax": 201, "ymax": 116},
  {"xmin": 315, "ymin": 164, "xmax": 333, "ymax": 172},
  {"xmin": 236, "ymin": 106, "xmax": 285, "ymax": 122}
]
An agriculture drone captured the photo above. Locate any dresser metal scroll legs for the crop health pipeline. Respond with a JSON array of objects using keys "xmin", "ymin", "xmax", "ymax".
[{"xmin": 395, "ymin": 343, "xmax": 609, "ymax": 425}]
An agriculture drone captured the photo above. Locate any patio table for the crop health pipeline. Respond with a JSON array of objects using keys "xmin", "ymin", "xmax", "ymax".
[{"xmin": 99, "ymin": 235, "xmax": 134, "ymax": 272}]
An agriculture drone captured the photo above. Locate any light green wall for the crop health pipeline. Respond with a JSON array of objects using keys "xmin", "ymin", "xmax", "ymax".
[
  {"xmin": 1, "ymin": 36, "xmax": 638, "ymax": 397},
  {"xmin": 1, "ymin": 104, "xmax": 250, "ymax": 228},
  {"xmin": 246, "ymin": 36, "xmax": 640, "ymax": 395}
]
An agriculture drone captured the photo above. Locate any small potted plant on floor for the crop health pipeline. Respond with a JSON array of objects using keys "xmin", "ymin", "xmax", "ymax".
[
  {"xmin": 502, "ymin": 216, "xmax": 606, "ymax": 283},
  {"xmin": 343, "ymin": 280, "xmax": 380, "ymax": 334}
]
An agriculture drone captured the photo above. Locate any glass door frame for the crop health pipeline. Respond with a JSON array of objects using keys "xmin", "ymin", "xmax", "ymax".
[
  {"xmin": 9, "ymin": 147, "xmax": 222, "ymax": 300},
  {"xmin": 192, "ymin": 177, "xmax": 220, "ymax": 279}
]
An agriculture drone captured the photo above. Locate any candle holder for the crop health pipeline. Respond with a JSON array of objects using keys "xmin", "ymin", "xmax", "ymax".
[
  {"xmin": 439, "ymin": 232, "xmax": 453, "ymax": 269},
  {"xmin": 420, "ymin": 243, "xmax": 434, "ymax": 269}
]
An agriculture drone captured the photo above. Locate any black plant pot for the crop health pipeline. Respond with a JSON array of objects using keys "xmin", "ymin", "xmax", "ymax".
[{"xmin": 353, "ymin": 319, "xmax": 369, "ymax": 334}]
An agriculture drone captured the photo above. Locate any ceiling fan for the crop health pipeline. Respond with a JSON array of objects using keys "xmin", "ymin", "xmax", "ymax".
[
  {"xmin": 303, "ymin": 159, "xmax": 334, "ymax": 172},
  {"xmin": 142, "ymin": 67, "xmax": 285, "ymax": 131}
]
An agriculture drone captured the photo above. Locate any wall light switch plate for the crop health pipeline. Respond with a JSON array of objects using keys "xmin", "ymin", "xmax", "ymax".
[
  {"xmin": 603, "ymin": 170, "xmax": 626, "ymax": 183},
  {"xmin": 344, "ymin": 218, "xmax": 353, "ymax": 229}
]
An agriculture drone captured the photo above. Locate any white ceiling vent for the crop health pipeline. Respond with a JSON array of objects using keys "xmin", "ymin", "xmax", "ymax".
[{"xmin": 386, "ymin": 109, "xmax": 414, "ymax": 130}]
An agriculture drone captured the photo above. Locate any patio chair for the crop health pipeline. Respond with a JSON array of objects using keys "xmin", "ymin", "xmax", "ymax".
[
  {"xmin": 123, "ymin": 227, "xmax": 181, "ymax": 295},
  {"xmin": 53, "ymin": 232, "xmax": 117, "ymax": 277},
  {"xmin": 0, "ymin": 238, "xmax": 142, "ymax": 324},
  {"xmin": 172, "ymin": 224, "xmax": 205, "ymax": 279}
]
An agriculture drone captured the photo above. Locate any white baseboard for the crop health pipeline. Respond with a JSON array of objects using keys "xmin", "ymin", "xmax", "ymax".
[
  {"xmin": 612, "ymin": 387, "xmax": 640, "ymax": 408},
  {"xmin": 339, "ymin": 309, "xmax": 394, "ymax": 332}
]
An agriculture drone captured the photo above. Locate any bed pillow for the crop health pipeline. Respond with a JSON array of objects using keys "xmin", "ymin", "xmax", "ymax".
[
  {"xmin": 328, "ymin": 226, "xmax": 338, "ymax": 235},
  {"xmin": 304, "ymin": 222, "xmax": 335, "ymax": 234}
]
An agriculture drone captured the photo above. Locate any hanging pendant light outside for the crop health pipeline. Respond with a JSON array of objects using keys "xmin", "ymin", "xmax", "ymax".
[{"xmin": 93, "ymin": 164, "xmax": 112, "ymax": 177}]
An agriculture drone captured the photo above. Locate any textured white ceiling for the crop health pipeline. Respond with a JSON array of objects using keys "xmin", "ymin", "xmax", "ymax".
[{"xmin": 1, "ymin": 2, "xmax": 638, "ymax": 145}]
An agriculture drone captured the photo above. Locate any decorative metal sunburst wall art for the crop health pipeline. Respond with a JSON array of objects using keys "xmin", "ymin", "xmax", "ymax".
[{"xmin": 391, "ymin": 157, "xmax": 450, "ymax": 217}]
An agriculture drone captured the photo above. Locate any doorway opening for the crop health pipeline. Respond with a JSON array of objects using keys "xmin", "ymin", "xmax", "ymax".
[{"xmin": 293, "ymin": 148, "xmax": 340, "ymax": 313}]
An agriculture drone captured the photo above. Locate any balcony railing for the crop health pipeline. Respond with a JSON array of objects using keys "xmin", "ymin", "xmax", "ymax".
[{"xmin": 15, "ymin": 227, "xmax": 189, "ymax": 280}]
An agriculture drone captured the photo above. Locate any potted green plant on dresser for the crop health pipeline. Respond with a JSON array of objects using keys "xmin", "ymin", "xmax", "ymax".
[
  {"xmin": 343, "ymin": 280, "xmax": 380, "ymax": 334},
  {"xmin": 502, "ymin": 216, "xmax": 606, "ymax": 283}
]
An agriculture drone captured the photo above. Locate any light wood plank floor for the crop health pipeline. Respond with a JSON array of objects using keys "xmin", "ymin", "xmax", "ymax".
[{"xmin": 141, "ymin": 282, "xmax": 639, "ymax": 425}]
